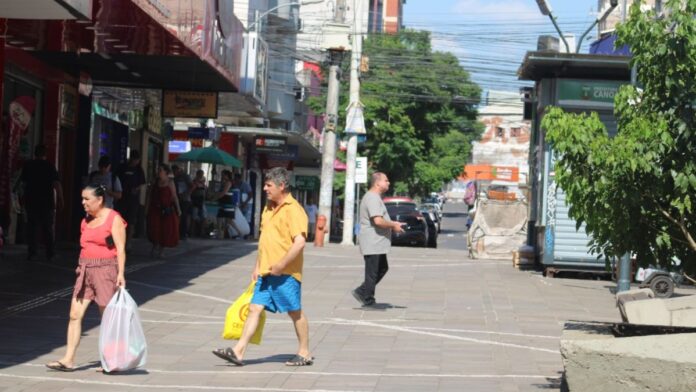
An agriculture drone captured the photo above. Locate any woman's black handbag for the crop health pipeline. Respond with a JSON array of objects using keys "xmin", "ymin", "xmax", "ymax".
[{"xmin": 160, "ymin": 206, "xmax": 174, "ymax": 216}]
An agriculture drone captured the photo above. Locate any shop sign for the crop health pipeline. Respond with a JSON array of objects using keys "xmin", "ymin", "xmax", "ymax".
[
  {"xmin": 162, "ymin": 91, "xmax": 218, "ymax": 118},
  {"xmin": 557, "ymin": 80, "xmax": 626, "ymax": 109},
  {"xmin": 241, "ymin": 33, "xmax": 269, "ymax": 104},
  {"xmin": 59, "ymin": 84, "xmax": 78, "ymax": 128},
  {"xmin": 295, "ymin": 175, "xmax": 320, "ymax": 191},
  {"xmin": 268, "ymin": 144, "xmax": 298, "ymax": 161},
  {"xmin": 254, "ymin": 136, "xmax": 286, "ymax": 153},
  {"xmin": 168, "ymin": 140, "xmax": 191, "ymax": 153},
  {"xmin": 355, "ymin": 157, "xmax": 368, "ymax": 184}
]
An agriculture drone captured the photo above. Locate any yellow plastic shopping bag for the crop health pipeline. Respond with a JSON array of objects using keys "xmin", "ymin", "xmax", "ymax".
[{"xmin": 222, "ymin": 281, "xmax": 266, "ymax": 344}]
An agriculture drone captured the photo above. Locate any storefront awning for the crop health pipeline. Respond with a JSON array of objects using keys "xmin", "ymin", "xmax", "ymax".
[
  {"xmin": 518, "ymin": 52, "xmax": 631, "ymax": 81},
  {"xmin": 5, "ymin": 0, "xmax": 243, "ymax": 91},
  {"xmin": 225, "ymin": 126, "xmax": 321, "ymax": 168}
]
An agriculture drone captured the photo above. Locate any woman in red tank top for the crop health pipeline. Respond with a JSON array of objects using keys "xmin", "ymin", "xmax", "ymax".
[{"xmin": 46, "ymin": 183, "xmax": 127, "ymax": 372}]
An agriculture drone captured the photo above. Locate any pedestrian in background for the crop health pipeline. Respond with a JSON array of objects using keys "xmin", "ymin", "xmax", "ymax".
[
  {"xmin": 89, "ymin": 156, "xmax": 122, "ymax": 209},
  {"xmin": 45, "ymin": 183, "xmax": 126, "ymax": 372},
  {"xmin": 233, "ymin": 173, "xmax": 253, "ymax": 226},
  {"xmin": 213, "ymin": 167, "xmax": 312, "ymax": 367},
  {"xmin": 145, "ymin": 165, "xmax": 180, "ymax": 257},
  {"xmin": 115, "ymin": 150, "xmax": 146, "ymax": 250},
  {"xmin": 352, "ymin": 172, "xmax": 404, "ymax": 307},
  {"xmin": 212, "ymin": 170, "xmax": 242, "ymax": 239},
  {"xmin": 190, "ymin": 169, "xmax": 207, "ymax": 237},
  {"xmin": 20, "ymin": 144, "xmax": 64, "ymax": 261},
  {"xmin": 172, "ymin": 165, "xmax": 193, "ymax": 240},
  {"xmin": 304, "ymin": 196, "xmax": 317, "ymax": 242}
]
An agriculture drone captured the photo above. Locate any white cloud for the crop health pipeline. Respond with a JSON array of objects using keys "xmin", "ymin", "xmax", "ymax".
[{"xmin": 451, "ymin": 0, "xmax": 546, "ymax": 21}]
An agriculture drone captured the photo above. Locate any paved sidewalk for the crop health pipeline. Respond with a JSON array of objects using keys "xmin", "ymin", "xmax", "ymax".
[{"xmin": 0, "ymin": 240, "xmax": 626, "ymax": 391}]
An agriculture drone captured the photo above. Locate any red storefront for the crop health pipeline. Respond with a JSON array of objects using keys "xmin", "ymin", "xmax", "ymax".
[{"xmin": 1, "ymin": 0, "xmax": 243, "ymax": 243}]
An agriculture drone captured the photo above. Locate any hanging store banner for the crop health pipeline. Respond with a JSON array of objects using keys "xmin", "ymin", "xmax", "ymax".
[
  {"xmin": 557, "ymin": 80, "xmax": 626, "ymax": 109},
  {"xmin": 355, "ymin": 157, "xmax": 368, "ymax": 184},
  {"xmin": 162, "ymin": 91, "xmax": 218, "ymax": 118},
  {"xmin": 345, "ymin": 105, "xmax": 366, "ymax": 134}
]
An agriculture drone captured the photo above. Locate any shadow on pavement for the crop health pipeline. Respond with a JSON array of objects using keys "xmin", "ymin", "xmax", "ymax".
[
  {"xmin": 242, "ymin": 353, "xmax": 296, "ymax": 366},
  {"xmin": 532, "ymin": 372, "xmax": 566, "ymax": 391},
  {"xmin": 353, "ymin": 303, "xmax": 407, "ymax": 311},
  {"xmin": 442, "ymin": 212, "xmax": 468, "ymax": 218},
  {"xmin": 0, "ymin": 238, "xmax": 257, "ymax": 370}
]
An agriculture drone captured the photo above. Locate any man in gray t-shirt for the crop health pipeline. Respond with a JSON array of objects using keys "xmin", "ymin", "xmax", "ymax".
[
  {"xmin": 89, "ymin": 156, "xmax": 122, "ymax": 209},
  {"xmin": 352, "ymin": 172, "xmax": 404, "ymax": 307}
]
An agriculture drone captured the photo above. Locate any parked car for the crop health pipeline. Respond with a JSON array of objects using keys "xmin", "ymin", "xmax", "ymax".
[
  {"xmin": 418, "ymin": 204, "xmax": 442, "ymax": 233},
  {"xmin": 423, "ymin": 196, "xmax": 443, "ymax": 210},
  {"xmin": 384, "ymin": 197, "xmax": 428, "ymax": 247}
]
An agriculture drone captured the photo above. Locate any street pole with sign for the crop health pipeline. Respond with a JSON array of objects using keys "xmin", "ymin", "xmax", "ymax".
[{"xmin": 341, "ymin": 0, "xmax": 364, "ymax": 245}]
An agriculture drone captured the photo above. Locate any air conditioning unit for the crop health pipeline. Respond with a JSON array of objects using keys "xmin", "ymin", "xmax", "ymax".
[{"xmin": 537, "ymin": 35, "xmax": 559, "ymax": 52}]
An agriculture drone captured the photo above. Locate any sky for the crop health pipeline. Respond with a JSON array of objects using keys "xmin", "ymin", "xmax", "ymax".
[{"xmin": 403, "ymin": 0, "xmax": 601, "ymax": 94}]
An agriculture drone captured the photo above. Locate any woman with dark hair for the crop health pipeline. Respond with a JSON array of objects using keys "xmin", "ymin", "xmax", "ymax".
[
  {"xmin": 145, "ymin": 164, "xmax": 180, "ymax": 257},
  {"xmin": 213, "ymin": 170, "xmax": 242, "ymax": 239},
  {"xmin": 45, "ymin": 184, "xmax": 127, "ymax": 372}
]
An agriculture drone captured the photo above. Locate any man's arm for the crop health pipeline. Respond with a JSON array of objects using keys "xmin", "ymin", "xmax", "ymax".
[
  {"xmin": 371, "ymin": 216, "xmax": 404, "ymax": 233},
  {"xmin": 269, "ymin": 234, "xmax": 306, "ymax": 276},
  {"xmin": 110, "ymin": 177, "xmax": 123, "ymax": 200}
]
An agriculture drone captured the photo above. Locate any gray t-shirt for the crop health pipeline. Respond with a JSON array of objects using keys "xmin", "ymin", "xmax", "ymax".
[
  {"xmin": 175, "ymin": 173, "xmax": 193, "ymax": 202},
  {"xmin": 358, "ymin": 191, "xmax": 392, "ymax": 255}
]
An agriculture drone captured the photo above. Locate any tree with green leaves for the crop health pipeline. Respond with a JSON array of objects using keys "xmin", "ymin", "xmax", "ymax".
[
  {"xmin": 309, "ymin": 30, "xmax": 482, "ymax": 198},
  {"xmin": 542, "ymin": 0, "xmax": 696, "ymax": 273}
]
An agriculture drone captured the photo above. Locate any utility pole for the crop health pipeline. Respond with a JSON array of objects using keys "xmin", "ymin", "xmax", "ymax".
[
  {"xmin": 341, "ymin": 0, "xmax": 363, "ymax": 245},
  {"xmin": 318, "ymin": 0, "xmax": 347, "ymax": 244}
]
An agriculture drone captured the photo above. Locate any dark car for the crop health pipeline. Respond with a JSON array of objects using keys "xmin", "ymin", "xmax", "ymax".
[{"xmin": 384, "ymin": 197, "xmax": 428, "ymax": 247}]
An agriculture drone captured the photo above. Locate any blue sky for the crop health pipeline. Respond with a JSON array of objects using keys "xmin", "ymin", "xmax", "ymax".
[{"xmin": 403, "ymin": 0, "xmax": 601, "ymax": 92}]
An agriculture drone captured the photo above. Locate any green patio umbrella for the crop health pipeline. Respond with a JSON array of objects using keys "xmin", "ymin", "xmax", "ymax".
[{"xmin": 175, "ymin": 146, "xmax": 242, "ymax": 167}]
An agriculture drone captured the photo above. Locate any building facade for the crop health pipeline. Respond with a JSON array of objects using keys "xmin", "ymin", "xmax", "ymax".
[
  {"xmin": 1, "ymin": 0, "xmax": 245, "ymax": 243},
  {"xmin": 368, "ymin": 0, "xmax": 405, "ymax": 34}
]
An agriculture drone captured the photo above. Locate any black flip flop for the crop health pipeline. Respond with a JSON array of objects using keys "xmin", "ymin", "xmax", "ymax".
[
  {"xmin": 46, "ymin": 361, "xmax": 75, "ymax": 372},
  {"xmin": 212, "ymin": 347, "xmax": 244, "ymax": 366},
  {"xmin": 285, "ymin": 355, "xmax": 314, "ymax": 366}
]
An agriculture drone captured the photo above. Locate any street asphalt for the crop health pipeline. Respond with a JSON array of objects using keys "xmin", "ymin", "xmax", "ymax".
[{"xmin": 0, "ymin": 209, "xmax": 639, "ymax": 392}]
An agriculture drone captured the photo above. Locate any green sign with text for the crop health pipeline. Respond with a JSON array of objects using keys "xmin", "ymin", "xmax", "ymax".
[
  {"xmin": 295, "ymin": 175, "xmax": 319, "ymax": 191},
  {"xmin": 557, "ymin": 80, "xmax": 627, "ymax": 109}
]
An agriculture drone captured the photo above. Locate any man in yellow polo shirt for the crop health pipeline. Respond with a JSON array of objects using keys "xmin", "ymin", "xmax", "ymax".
[{"xmin": 213, "ymin": 167, "xmax": 311, "ymax": 367}]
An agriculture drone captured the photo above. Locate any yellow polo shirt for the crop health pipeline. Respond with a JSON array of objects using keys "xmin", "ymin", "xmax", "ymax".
[{"xmin": 258, "ymin": 193, "xmax": 308, "ymax": 282}]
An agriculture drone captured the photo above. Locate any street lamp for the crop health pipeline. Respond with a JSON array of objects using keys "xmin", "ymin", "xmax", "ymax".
[
  {"xmin": 246, "ymin": 0, "xmax": 325, "ymax": 32},
  {"xmin": 535, "ymin": 0, "xmax": 571, "ymax": 53}
]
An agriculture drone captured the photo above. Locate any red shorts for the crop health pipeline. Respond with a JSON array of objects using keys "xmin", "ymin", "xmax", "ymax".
[{"xmin": 73, "ymin": 258, "xmax": 118, "ymax": 307}]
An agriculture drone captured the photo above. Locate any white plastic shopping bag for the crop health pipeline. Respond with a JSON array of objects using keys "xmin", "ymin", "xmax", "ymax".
[
  {"xmin": 99, "ymin": 287, "xmax": 147, "ymax": 372},
  {"xmin": 227, "ymin": 208, "xmax": 250, "ymax": 237}
]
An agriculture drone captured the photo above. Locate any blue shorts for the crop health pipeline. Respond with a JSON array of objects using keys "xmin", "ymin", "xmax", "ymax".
[{"xmin": 250, "ymin": 275, "xmax": 302, "ymax": 313}]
